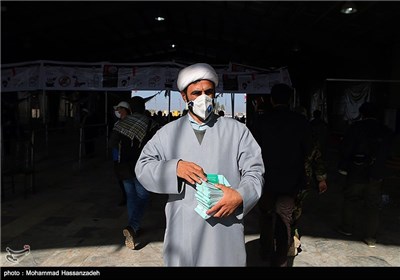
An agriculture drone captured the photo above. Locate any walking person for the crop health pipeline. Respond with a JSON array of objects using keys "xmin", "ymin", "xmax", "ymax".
[
  {"xmin": 253, "ymin": 83, "xmax": 313, "ymax": 267},
  {"xmin": 337, "ymin": 102, "xmax": 393, "ymax": 247},
  {"xmin": 109, "ymin": 97, "xmax": 159, "ymax": 249},
  {"xmin": 135, "ymin": 63, "xmax": 265, "ymax": 266},
  {"xmin": 282, "ymin": 105, "xmax": 329, "ymax": 257},
  {"xmin": 289, "ymin": 109, "xmax": 328, "ymax": 256},
  {"xmin": 111, "ymin": 101, "xmax": 131, "ymax": 206}
]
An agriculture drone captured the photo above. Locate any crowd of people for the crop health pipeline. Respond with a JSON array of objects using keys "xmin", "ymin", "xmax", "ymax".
[{"xmin": 107, "ymin": 62, "xmax": 394, "ymax": 267}]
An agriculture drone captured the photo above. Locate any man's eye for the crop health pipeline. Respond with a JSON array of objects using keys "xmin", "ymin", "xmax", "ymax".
[
  {"xmin": 204, "ymin": 89, "xmax": 215, "ymax": 95},
  {"xmin": 190, "ymin": 89, "xmax": 215, "ymax": 95}
]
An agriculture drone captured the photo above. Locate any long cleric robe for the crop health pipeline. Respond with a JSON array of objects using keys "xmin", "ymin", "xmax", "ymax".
[{"xmin": 135, "ymin": 113, "xmax": 264, "ymax": 266}]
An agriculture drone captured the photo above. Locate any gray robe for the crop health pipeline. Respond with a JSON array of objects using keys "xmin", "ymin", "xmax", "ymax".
[{"xmin": 135, "ymin": 113, "xmax": 264, "ymax": 266}]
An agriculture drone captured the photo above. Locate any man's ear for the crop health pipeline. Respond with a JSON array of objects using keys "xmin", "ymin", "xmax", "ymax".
[{"xmin": 181, "ymin": 91, "xmax": 187, "ymax": 102}]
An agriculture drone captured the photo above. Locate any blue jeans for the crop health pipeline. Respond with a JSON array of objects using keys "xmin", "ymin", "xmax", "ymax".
[{"xmin": 122, "ymin": 177, "xmax": 150, "ymax": 232}]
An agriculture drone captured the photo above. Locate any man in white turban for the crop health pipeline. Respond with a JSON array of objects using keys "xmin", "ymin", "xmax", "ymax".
[{"xmin": 135, "ymin": 63, "xmax": 264, "ymax": 266}]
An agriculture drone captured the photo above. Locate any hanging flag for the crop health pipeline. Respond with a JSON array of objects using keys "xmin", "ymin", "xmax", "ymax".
[{"xmin": 143, "ymin": 91, "xmax": 161, "ymax": 103}]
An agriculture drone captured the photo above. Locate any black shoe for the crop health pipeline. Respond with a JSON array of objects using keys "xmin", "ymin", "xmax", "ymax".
[
  {"xmin": 363, "ymin": 237, "xmax": 376, "ymax": 248},
  {"xmin": 123, "ymin": 226, "xmax": 137, "ymax": 250},
  {"xmin": 336, "ymin": 226, "xmax": 353, "ymax": 236}
]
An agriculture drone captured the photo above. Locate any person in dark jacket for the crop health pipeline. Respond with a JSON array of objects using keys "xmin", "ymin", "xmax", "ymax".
[
  {"xmin": 337, "ymin": 102, "xmax": 393, "ymax": 247},
  {"xmin": 109, "ymin": 97, "xmax": 159, "ymax": 250},
  {"xmin": 253, "ymin": 83, "xmax": 313, "ymax": 267},
  {"xmin": 289, "ymin": 107, "xmax": 328, "ymax": 257}
]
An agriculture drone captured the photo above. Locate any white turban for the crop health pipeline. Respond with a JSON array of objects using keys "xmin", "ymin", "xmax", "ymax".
[{"xmin": 177, "ymin": 63, "xmax": 219, "ymax": 91}]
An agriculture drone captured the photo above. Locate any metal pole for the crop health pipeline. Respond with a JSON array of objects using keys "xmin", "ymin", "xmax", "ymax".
[
  {"xmin": 105, "ymin": 91, "xmax": 108, "ymax": 125},
  {"xmin": 79, "ymin": 127, "xmax": 83, "ymax": 169},
  {"xmin": 293, "ymin": 88, "xmax": 297, "ymax": 108},
  {"xmin": 45, "ymin": 123, "xmax": 49, "ymax": 157},
  {"xmin": 30, "ymin": 129, "xmax": 35, "ymax": 194},
  {"xmin": 41, "ymin": 89, "xmax": 49, "ymax": 157},
  {"xmin": 42, "ymin": 89, "xmax": 46, "ymax": 125},
  {"xmin": 167, "ymin": 89, "xmax": 171, "ymax": 122},
  {"xmin": 231, "ymin": 93, "xmax": 234, "ymax": 118},
  {"xmin": 105, "ymin": 91, "xmax": 109, "ymax": 159}
]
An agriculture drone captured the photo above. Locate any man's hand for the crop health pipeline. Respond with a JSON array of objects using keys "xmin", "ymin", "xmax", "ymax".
[
  {"xmin": 206, "ymin": 184, "xmax": 243, "ymax": 218},
  {"xmin": 176, "ymin": 160, "xmax": 207, "ymax": 184},
  {"xmin": 318, "ymin": 180, "xmax": 328, "ymax": 194}
]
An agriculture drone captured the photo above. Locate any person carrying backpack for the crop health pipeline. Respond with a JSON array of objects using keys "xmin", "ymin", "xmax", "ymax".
[
  {"xmin": 109, "ymin": 96, "xmax": 159, "ymax": 250},
  {"xmin": 337, "ymin": 102, "xmax": 393, "ymax": 247}
]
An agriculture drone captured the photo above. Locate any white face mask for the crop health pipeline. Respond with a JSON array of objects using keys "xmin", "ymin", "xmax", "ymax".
[
  {"xmin": 188, "ymin": 94, "xmax": 214, "ymax": 120},
  {"xmin": 114, "ymin": 110, "xmax": 121, "ymax": 119}
]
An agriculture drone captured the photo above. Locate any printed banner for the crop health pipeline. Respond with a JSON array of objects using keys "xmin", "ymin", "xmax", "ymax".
[
  {"xmin": 1, "ymin": 60, "xmax": 291, "ymax": 94},
  {"xmin": 1, "ymin": 64, "xmax": 40, "ymax": 92},
  {"xmin": 114, "ymin": 66, "xmax": 181, "ymax": 91},
  {"xmin": 43, "ymin": 64, "xmax": 103, "ymax": 90}
]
